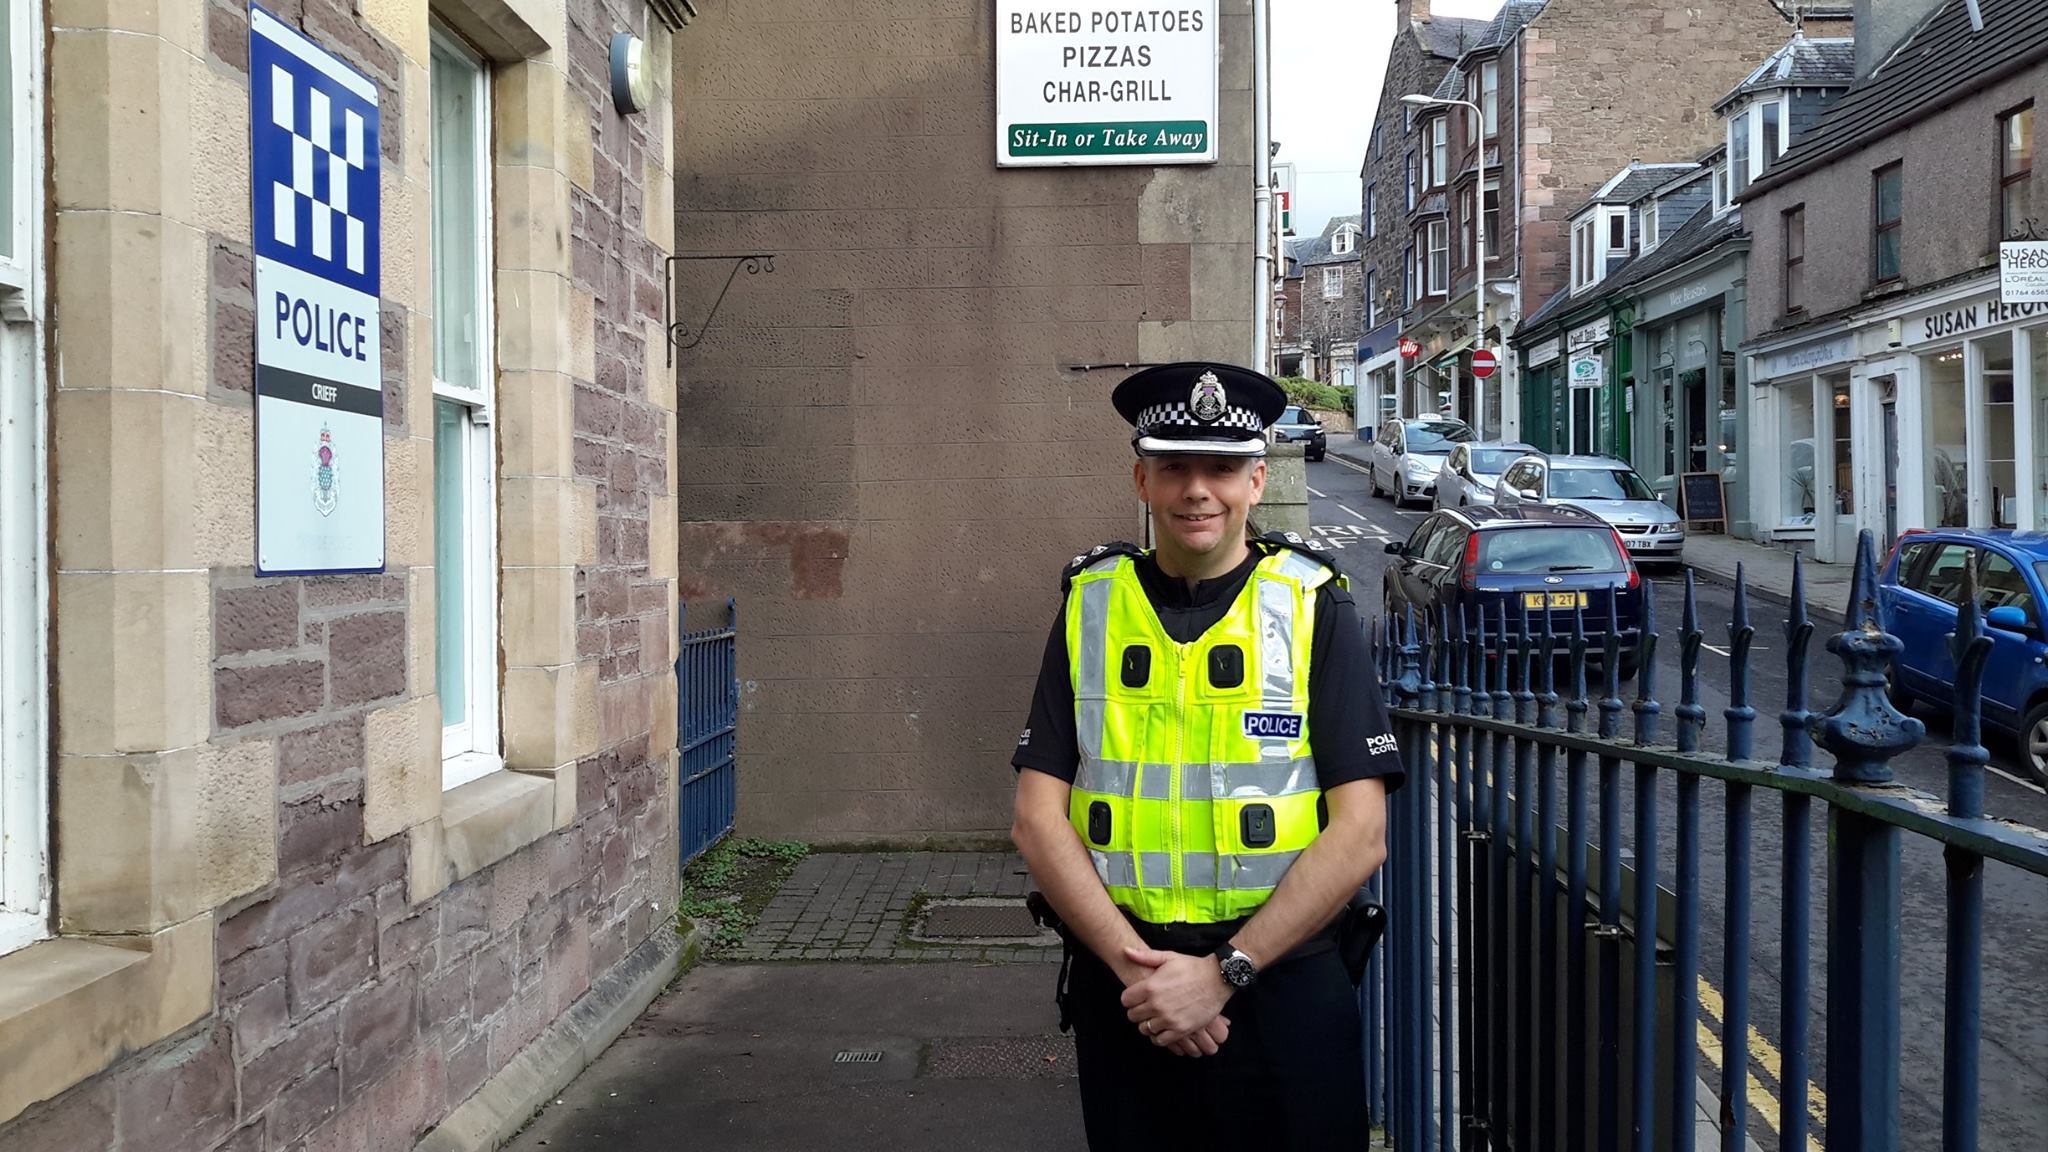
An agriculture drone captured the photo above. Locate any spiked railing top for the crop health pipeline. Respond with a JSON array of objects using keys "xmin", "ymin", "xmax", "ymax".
[
  {"xmin": 1815, "ymin": 530, "xmax": 1925, "ymax": 784},
  {"xmin": 1633, "ymin": 578, "xmax": 1661, "ymax": 746},
  {"xmin": 1948, "ymin": 564, "xmax": 1994, "ymax": 821},
  {"xmin": 1566, "ymin": 602, "xmax": 1590, "ymax": 733},
  {"xmin": 1726, "ymin": 563, "xmax": 1759, "ymax": 761},
  {"xmin": 1781, "ymin": 553, "xmax": 1817, "ymax": 769}
]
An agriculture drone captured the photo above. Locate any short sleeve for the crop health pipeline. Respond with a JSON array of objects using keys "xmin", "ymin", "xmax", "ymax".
[
  {"xmin": 1012, "ymin": 603, "xmax": 1081, "ymax": 783},
  {"xmin": 1306, "ymin": 583, "xmax": 1407, "ymax": 792}
]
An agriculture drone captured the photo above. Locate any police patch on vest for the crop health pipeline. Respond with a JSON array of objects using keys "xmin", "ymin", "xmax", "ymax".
[{"xmin": 1242, "ymin": 710, "xmax": 1304, "ymax": 739}]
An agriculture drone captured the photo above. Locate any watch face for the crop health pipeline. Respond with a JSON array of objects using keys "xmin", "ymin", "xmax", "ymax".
[{"xmin": 1221, "ymin": 954, "xmax": 1257, "ymax": 987}]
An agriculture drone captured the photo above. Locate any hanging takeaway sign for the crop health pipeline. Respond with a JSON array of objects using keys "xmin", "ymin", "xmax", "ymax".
[
  {"xmin": 249, "ymin": 4, "xmax": 385, "ymax": 575},
  {"xmin": 996, "ymin": 1, "xmax": 1218, "ymax": 167}
]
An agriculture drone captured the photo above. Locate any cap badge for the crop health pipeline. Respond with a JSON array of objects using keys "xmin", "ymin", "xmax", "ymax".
[{"xmin": 1189, "ymin": 370, "xmax": 1227, "ymax": 423}]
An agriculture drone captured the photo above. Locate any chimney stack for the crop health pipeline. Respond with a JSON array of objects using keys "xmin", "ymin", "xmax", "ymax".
[
  {"xmin": 1398, "ymin": 0, "xmax": 1432, "ymax": 29},
  {"xmin": 1853, "ymin": 0, "xmax": 1945, "ymax": 78}
]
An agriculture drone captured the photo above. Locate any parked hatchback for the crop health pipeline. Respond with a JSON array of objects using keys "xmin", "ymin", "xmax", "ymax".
[
  {"xmin": 1879, "ymin": 528, "xmax": 2048, "ymax": 786},
  {"xmin": 1368, "ymin": 415, "xmax": 1477, "ymax": 506},
  {"xmin": 1494, "ymin": 454, "xmax": 1685, "ymax": 562},
  {"xmin": 1273, "ymin": 405, "xmax": 1327, "ymax": 461},
  {"xmin": 1381, "ymin": 504, "xmax": 1644, "ymax": 677},
  {"xmin": 1433, "ymin": 441, "xmax": 1538, "ymax": 511}
]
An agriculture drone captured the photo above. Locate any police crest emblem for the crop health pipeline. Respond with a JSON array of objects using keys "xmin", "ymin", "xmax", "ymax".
[
  {"xmin": 1189, "ymin": 369, "xmax": 1227, "ymax": 423},
  {"xmin": 312, "ymin": 424, "xmax": 338, "ymax": 517}
]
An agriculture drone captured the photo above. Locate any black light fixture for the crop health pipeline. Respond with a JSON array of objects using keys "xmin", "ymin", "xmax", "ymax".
[{"xmin": 610, "ymin": 32, "xmax": 653, "ymax": 115}]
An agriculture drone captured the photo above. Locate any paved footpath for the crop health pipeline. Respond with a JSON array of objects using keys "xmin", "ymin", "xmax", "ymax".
[{"xmin": 505, "ymin": 853, "xmax": 1084, "ymax": 1152}]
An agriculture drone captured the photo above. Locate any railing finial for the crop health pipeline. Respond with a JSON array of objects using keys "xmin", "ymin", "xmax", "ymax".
[
  {"xmin": 1814, "ymin": 530, "xmax": 1924, "ymax": 783},
  {"xmin": 1727, "ymin": 563, "xmax": 1758, "ymax": 761},
  {"xmin": 1948, "ymin": 564, "xmax": 1992, "ymax": 820},
  {"xmin": 1633, "ymin": 577, "xmax": 1661, "ymax": 746}
]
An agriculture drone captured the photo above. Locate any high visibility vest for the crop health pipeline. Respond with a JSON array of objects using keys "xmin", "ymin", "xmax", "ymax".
[{"xmin": 1064, "ymin": 543, "xmax": 1339, "ymax": 924}]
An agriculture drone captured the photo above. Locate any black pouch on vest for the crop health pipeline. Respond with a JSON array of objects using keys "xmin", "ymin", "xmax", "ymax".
[
  {"xmin": 1121, "ymin": 646, "xmax": 1150, "ymax": 688},
  {"xmin": 1087, "ymin": 801, "xmax": 1113, "ymax": 846},
  {"xmin": 1208, "ymin": 644, "xmax": 1244, "ymax": 688},
  {"xmin": 1239, "ymin": 803, "xmax": 1276, "ymax": 848}
]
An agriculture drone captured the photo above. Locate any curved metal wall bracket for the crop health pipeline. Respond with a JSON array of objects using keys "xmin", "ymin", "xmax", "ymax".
[{"xmin": 664, "ymin": 253, "xmax": 777, "ymax": 365}]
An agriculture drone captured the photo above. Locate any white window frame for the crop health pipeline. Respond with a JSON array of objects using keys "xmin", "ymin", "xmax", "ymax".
[
  {"xmin": 1481, "ymin": 60, "xmax": 1500, "ymax": 137},
  {"xmin": 430, "ymin": 27, "xmax": 500, "ymax": 791},
  {"xmin": 1467, "ymin": 72, "xmax": 1480, "ymax": 147},
  {"xmin": 1367, "ymin": 185, "xmax": 1378, "ymax": 238},
  {"xmin": 1333, "ymin": 227, "xmax": 1355, "ymax": 256},
  {"xmin": 1429, "ymin": 117, "xmax": 1448, "ymax": 189},
  {"xmin": 1427, "ymin": 219, "xmax": 1449, "ymax": 296},
  {"xmin": 1367, "ymin": 269, "xmax": 1380, "ymax": 328},
  {"xmin": 1323, "ymin": 265, "xmax": 1345, "ymax": 299},
  {"xmin": 1641, "ymin": 202, "xmax": 1661, "ymax": 253},
  {"xmin": 1713, "ymin": 160, "xmax": 1733, "ymax": 216},
  {"xmin": 1405, "ymin": 152, "xmax": 1418, "ymax": 210},
  {"xmin": 1728, "ymin": 96, "xmax": 1789, "ymax": 193},
  {"xmin": 1571, "ymin": 206, "xmax": 1630, "ymax": 295},
  {"xmin": 0, "ymin": 0, "xmax": 45, "ymax": 956}
]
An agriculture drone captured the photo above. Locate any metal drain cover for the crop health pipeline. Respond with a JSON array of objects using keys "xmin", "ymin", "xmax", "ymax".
[
  {"xmin": 925, "ymin": 1036, "xmax": 1077, "ymax": 1079},
  {"xmin": 834, "ymin": 1050, "xmax": 884, "ymax": 1064},
  {"xmin": 910, "ymin": 898, "xmax": 1058, "ymax": 944}
]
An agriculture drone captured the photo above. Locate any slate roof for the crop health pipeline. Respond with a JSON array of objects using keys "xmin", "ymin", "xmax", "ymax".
[
  {"xmin": 1569, "ymin": 164, "xmax": 1702, "ymax": 216},
  {"xmin": 1518, "ymin": 203, "xmax": 1748, "ymax": 338},
  {"xmin": 1418, "ymin": 15, "xmax": 1493, "ymax": 60},
  {"xmin": 1292, "ymin": 215, "xmax": 1362, "ymax": 268},
  {"xmin": 1752, "ymin": 0, "xmax": 2048, "ymax": 195},
  {"xmin": 1472, "ymin": 1, "xmax": 1547, "ymax": 53},
  {"xmin": 1431, "ymin": 68, "xmax": 1465, "ymax": 101},
  {"xmin": 1601, "ymin": 204, "xmax": 1746, "ymax": 296},
  {"xmin": 1717, "ymin": 34, "xmax": 1856, "ymax": 109}
]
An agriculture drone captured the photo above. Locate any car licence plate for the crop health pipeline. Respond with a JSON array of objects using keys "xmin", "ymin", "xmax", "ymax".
[
  {"xmin": 1522, "ymin": 592, "xmax": 1586, "ymax": 609},
  {"xmin": 1624, "ymin": 537, "xmax": 1650, "ymax": 549}
]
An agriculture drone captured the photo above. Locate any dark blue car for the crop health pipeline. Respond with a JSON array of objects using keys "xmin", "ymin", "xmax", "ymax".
[
  {"xmin": 1383, "ymin": 504, "xmax": 1645, "ymax": 677},
  {"xmin": 1880, "ymin": 528, "xmax": 2048, "ymax": 786}
]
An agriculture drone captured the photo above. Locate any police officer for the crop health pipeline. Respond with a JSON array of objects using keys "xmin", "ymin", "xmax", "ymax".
[{"xmin": 1010, "ymin": 361, "xmax": 1406, "ymax": 1151}]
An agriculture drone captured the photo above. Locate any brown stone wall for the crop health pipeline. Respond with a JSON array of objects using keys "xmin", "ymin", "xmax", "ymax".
[
  {"xmin": 673, "ymin": 0, "xmax": 1257, "ymax": 841},
  {"xmin": 1362, "ymin": 18, "xmax": 1460, "ymax": 331},
  {"xmin": 1518, "ymin": 0, "xmax": 1796, "ymax": 307},
  {"xmin": 2, "ymin": 0, "xmax": 680, "ymax": 1146}
]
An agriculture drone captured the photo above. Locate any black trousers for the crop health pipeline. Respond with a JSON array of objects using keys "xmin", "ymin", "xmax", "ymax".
[{"xmin": 1065, "ymin": 939, "xmax": 1368, "ymax": 1152}]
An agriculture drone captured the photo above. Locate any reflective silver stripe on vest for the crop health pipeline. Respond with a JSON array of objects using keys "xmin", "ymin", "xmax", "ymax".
[
  {"xmin": 1079, "ymin": 759, "xmax": 1319, "ymax": 800},
  {"xmin": 1225, "ymin": 850, "xmax": 1301, "ymax": 889},
  {"xmin": 1075, "ymin": 578, "xmax": 1113, "ymax": 770},
  {"xmin": 1257, "ymin": 576, "xmax": 1299, "ymax": 711},
  {"xmin": 1271, "ymin": 551, "xmax": 1329, "ymax": 586},
  {"xmin": 1090, "ymin": 850, "xmax": 1180, "ymax": 889},
  {"xmin": 1091, "ymin": 850, "xmax": 1135, "ymax": 888}
]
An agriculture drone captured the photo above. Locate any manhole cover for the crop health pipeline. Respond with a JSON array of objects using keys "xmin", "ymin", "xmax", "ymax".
[
  {"xmin": 910, "ymin": 898, "xmax": 1058, "ymax": 944},
  {"xmin": 924, "ymin": 1036, "xmax": 1077, "ymax": 1079}
]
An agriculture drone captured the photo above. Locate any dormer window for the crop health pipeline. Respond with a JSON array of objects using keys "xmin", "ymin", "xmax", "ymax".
[
  {"xmin": 1728, "ymin": 95, "xmax": 1789, "ymax": 195},
  {"xmin": 1713, "ymin": 160, "xmax": 1732, "ymax": 216},
  {"xmin": 1571, "ymin": 206, "xmax": 1630, "ymax": 294},
  {"xmin": 1333, "ymin": 227, "xmax": 1357, "ymax": 256},
  {"xmin": 1640, "ymin": 203, "xmax": 1661, "ymax": 252}
]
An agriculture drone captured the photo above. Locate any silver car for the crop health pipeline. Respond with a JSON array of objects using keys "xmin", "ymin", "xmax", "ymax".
[
  {"xmin": 1432, "ymin": 441, "xmax": 1537, "ymax": 511},
  {"xmin": 1367, "ymin": 416, "xmax": 1476, "ymax": 507},
  {"xmin": 1494, "ymin": 454, "xmax": 1686, "ymax": 561}
]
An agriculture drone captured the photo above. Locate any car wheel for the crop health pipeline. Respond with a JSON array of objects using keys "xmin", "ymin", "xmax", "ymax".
[
  {"xmin": 1367, "ymin": 467, "xmax": 1382, "ymax": 499},
  {"xmin": 2020, "ymin": 699, "xmax": 2048, "ymax": 789}
]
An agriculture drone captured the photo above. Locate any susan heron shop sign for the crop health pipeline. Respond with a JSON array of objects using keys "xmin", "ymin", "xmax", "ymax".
[{"xmin": 996, "ymin": 2, "xmax": 1218, "ymax": 167}]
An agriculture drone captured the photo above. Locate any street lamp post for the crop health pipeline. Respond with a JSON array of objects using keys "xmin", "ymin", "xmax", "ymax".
[{"xmin": 1403, "ymin": 93, "xmax": 1488, "ymax": 437}]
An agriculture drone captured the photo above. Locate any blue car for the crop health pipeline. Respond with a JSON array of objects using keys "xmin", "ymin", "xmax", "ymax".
[
  {"xmin": 1382, "ymin": 504, "xmax": 1645, "ymax": 678},
  {"xmin": 1880, "ymin": 528, "xmax": 2048, "ymax": 786}
]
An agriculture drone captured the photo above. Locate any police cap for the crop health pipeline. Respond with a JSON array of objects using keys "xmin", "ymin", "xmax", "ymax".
[{"xmin": 1110, "ymin": 361, "xmax": 1289, "ymax": 458}]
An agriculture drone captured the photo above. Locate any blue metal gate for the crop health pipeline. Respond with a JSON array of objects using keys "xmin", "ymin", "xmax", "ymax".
[
  {"xmin": 678, "ymin": 598, "xmax": 738, "ymax": 866},
  {"xmin": 1366, "ymin": 533, "xmax": 2048, "ymax": 1152}
]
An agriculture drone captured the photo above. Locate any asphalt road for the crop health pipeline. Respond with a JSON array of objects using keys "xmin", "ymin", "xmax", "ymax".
[{"xmin": 1308, "ymin": 454, "xmax": 2048, "ymax": 1152}]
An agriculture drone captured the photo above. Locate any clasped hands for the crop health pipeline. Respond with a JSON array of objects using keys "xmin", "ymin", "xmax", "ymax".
[{"xmin": 1118, "ymin": 945, "xmax": 1237, "ymax": 1058}]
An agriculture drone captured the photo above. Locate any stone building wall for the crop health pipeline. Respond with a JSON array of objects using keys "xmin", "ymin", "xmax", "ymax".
[
  {"xmin": 0, "ymin": 1, "xmax": 683, "ymax": 1148},
  {"xmin": 1517, "ymin": 0, "xmax": 1798, "ymax": 307},
  {"xmin": 671, "ymin": 0, "xmax": 1258, "ymax": 841}
]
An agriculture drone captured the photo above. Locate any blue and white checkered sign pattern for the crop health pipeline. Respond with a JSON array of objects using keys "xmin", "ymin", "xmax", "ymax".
[{"xmin": 250, "ymin": 10, "xmax": 379, "ymax": 301}]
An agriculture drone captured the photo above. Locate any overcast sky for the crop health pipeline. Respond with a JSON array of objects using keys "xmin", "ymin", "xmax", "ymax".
[{"xmin": 1273, "ymin": 0, "xmax": 1506, "ymax": 237}]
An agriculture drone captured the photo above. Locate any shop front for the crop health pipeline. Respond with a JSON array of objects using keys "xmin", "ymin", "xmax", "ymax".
[
  {"xmin": 1750, "ymin": 277, "xmax": 2048, "ymax": 562},
  {"xmin": 1626, "ymin": 257, "xmax": 1749, "ymax": 534},
  {"xmin": 1516, "ymin": 300, "xmax": 1628, "ymax": 458}
]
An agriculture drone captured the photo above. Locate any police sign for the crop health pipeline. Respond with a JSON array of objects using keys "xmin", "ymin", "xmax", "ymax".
[{"xmin": 250, "ymin": 5, "xmax": 384, "ymax": 574}]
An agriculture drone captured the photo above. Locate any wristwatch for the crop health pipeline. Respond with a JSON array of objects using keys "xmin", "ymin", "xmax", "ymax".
[{"xmin": 1213, "ymin": 943, "xmax": 1259, "ymax": 988}]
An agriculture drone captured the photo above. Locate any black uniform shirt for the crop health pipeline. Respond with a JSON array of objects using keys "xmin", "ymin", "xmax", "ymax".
[{"xmin": 1012, "ymin": 544, "xmax": 1406, "ymax": 793}]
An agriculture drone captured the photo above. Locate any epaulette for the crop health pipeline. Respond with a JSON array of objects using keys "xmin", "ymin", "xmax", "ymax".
[
  {"xmin": 1256, "ymin": 531, "xmax": 1347, "ymax": 589},
  {"xmin": 1061, "ymin": 541, "xmax": 1144, "ymax": 591}
]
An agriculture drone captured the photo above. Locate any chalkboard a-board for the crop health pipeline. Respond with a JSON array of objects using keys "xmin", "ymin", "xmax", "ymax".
[{"xmin": 1680, "ymin": 471, "xmax": 1726, "ymax": 530}]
